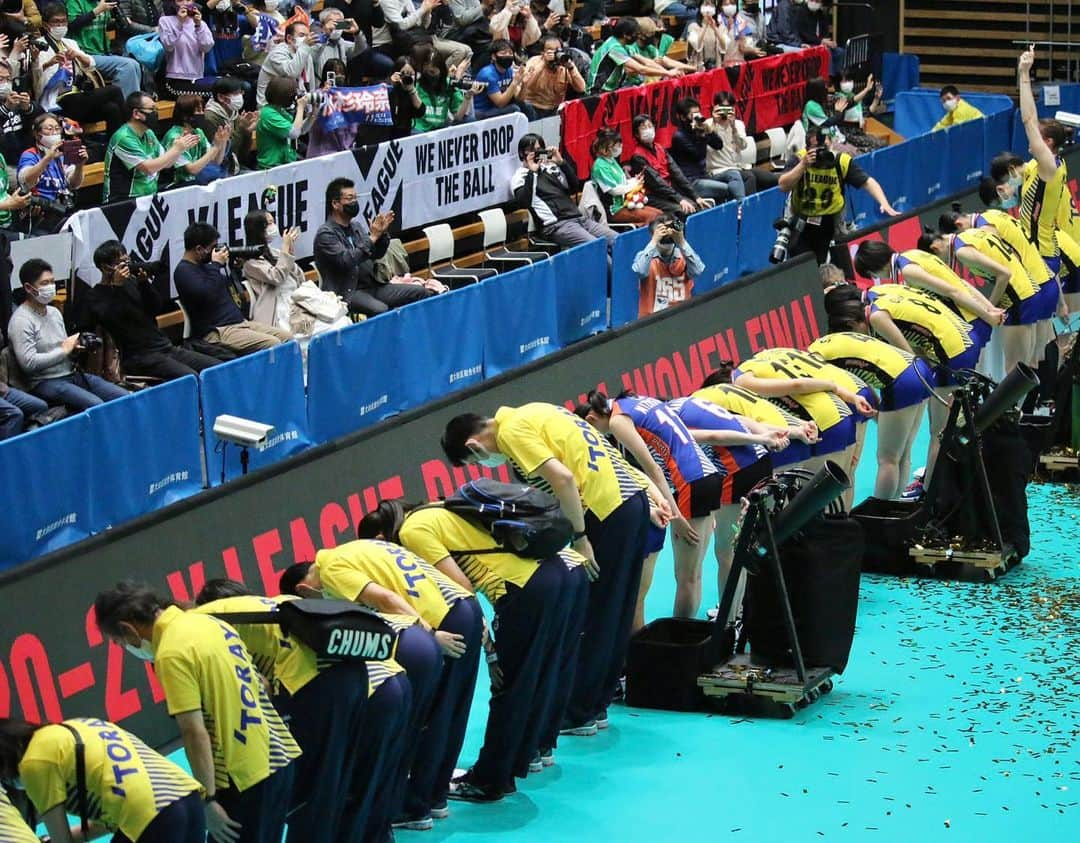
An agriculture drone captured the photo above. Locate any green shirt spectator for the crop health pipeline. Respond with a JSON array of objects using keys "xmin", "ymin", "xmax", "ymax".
[
  {"xmin": 412, "ymin": 85, "xmax": 465, "ymax": 134},
  {"xmin": 591, "ymin": 155, "xmax": 631, "ymax": 215},
  {"xmin": 588, "ymin": 35, "xmax": 634, "ymax": 92},
  {"xmin": 104, "ymin": 123, "xmax": 165, "ymax": 202},
  {"xmin": 66, "ymin": 0, "xmax": 111, "ymax": 56},
  {"xmin": 162, "ymin": 125, "xmax": 211, "ymax": 185},
  {"xmin": 0, "ymin": 155, "xmax": 13, "ymax": 228},
  {"xmin": 257, "ymin": 105, "xmax": 299, "ymax": 169}
]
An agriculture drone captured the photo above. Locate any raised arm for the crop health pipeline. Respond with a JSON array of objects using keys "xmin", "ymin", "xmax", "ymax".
[{"xmin": 1018, "ymin": 48, "xmax": 1059, "ymax": 181}]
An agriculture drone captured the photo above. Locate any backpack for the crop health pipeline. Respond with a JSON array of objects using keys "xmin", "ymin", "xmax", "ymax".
[{"xmin": 437, "ymin": 479, "xmax": 574, "ymax": 559}]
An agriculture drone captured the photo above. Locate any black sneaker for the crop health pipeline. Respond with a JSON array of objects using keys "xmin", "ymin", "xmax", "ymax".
[
  {"xmin": 448, "ymin": 772, "xmax": 504, "ymax": 803},
  {"xmin": 391, "ymin": 814, "xmax": 433, "ymax": 831}
]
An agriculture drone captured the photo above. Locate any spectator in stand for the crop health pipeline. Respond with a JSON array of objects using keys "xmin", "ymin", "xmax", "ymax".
[
  {"xmin": 161, "ymin": 94, "xmax": 230, "ymax": 185},
  {"xmin": 33, "ymin": 5, "xmax": 127, "ymax": 134},
  {"xmin": 438, "ymin": 0, "xmax": 488, "ymax": 59},
  {"xmin": 83, "ymin": 240, "xmax": 221, "ymax": 379},
  {"xmin": 120, "ymin": 0, "xmax": 162, "ymax": 33},
  {"xmin": 520, "ymin": 35, "xmax": 584, "ymax": 118},
  {"xmin": 315, "ymin": 177, "xmax": 435, "ymax": 316},
  {"xmin": 652, "ymin": 0, "xmax": 696, "ymax": 35},
  {"xmin": 473, "ymin": 39, "xmax": 535, "ymax": 120},
  {"xmin": 490, "ymin": 0, "xmax": 540, "ymax": 56},
  {"xmin": 377, "ymin": 53, "xmax": 425, "ymax": 140},
  {"xmin": 629, "ymin": 115, "xmax": 709, "ymax": 217},
  {"xmin": 0, "ymin": 154, "xmax": 33, "ymax": 235},
  {"xmin": 0, "ymin": 57, "xmax": 41, "ymax": 166},
  {"xmin": 241, "ymin": 0, "xmax": 286, "ymax": 68},
  {"xmin": 379, "ymin": 0, "xmax": 471, "ymax": 70},
  {"xmin": 765, "ymin": 0, "xmax": 802, "ymax": 51},
  {"xmin": 0, "ymin": 335, "xmax": 49, "ymax": 440},
  {"xmin": 836, "ymin": 71, "xmax": 885, "ymax": 152},
  {"xmin": 717, "ymin": 0, "xmax": 763, "ymax": 65},
  {"xmin": 412, "ymin": 54, "xmax": 483, "ymax": 133},
  {"xmin": 512, "ymin": 132, "xmax": 616, "ymax": 247},
  {"xmin": 9, "ymin": 258, "xmax": 129, "ymax": 410},
  {"xmin": 199, "ymin": 76, "xmax": 258, "ymax": 174},
  {"xmin": 175, "ymin": 221, "xmax": 293, "ymax": 352},
  {"xmin": 588, "ymin": 18, "xmax": 675, "ymax": 94},
  {"xmin": 686, "ymin": 4, "xmax": 723, "ymax": 71},
  {"xmin": 257, "ymin": 19, "xmax": 317, "ymax": 105},
  {"xmin": 62, "ymin": 0, "xmax": 143, "ymax": 97},
  {"xmin": 18, "ymin": 114, "xmax": 87, "ymax": 204},
  {"xmin": 627, "ymin": 18, "xmax": 693, "ymax": 82},
  {"xmin": 103, "ymin": 92, "xmax": 199, "ymax": 203},
  {"xmin": 315, "ymin": 7, "xmax": 392, "ymax": 81},
  {"xmin": 669, "ymin": 97, "xmax": 734, "ymax": 202},
  {"xmin": 633, "ymin": 213, "xmax": 703, "ymax": 316},
  {"xmin": 157, "ymin": 0, "xmax": 216, "ymax": 97},
  {"xmin": 795, "ymin": 0, "xmax": 842, "ymax": 69},
  {"xmin": 801, "ymin": 75, "xmax": 840, "ymax": 133},
  {"xmin": 305, "ymin": 58, "xmax": 356, "ymax": 156},
  {"xmin": 591, "ymin": 128, "xmax": 662, "ymax": 226},
  {"xmin": 257, "ymin": 75, "xmax": 315, "ymax": 168},
  {"xmin": 932, "ymin": 84, "xmax": 984, "ymax": 131},
  {"xmin": 704, "ymin": 90, "xmax": 774, "ymax": 199}
]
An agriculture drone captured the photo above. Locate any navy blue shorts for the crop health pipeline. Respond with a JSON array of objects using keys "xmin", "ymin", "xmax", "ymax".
[
  {"xmin": 1007, "ymin": 280, "xmax": 1058, "ymax": 325},
  {"xmin": 851, "ymin": 384, "xmax": 878, "ymax": 423},
  {"xmin": 880, "ymin": 358, "xmax": 935, "ymax": 412},
  {"xmin": 645, "ymin": 522, "xmax": 666, "ymax": 554},
  {"xmin": 812, "ymin": 415, "xmax": 858, "ymax": 457},
  {"xmin": 969, "ymin": 318, "xmax": 993, "ymax": 350}
]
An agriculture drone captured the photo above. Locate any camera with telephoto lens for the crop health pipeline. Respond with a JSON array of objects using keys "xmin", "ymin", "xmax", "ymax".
[
  {"xmin": 769, "ymin": 214, "xmax": 802, "ymax": 264},
  {"xmin": 27, "ymin": 194, "xmax": 73, "ymax": 216},
  {"xmin": 669, "ymin": 217, "xmax": 685, "ymax": 232},
  {"xmin": 229, "ymin": 245, "xmax": 270, "ymax": 264},
  {"xmin": 450, "ymin": 75, "xmax": 476, "ymax": 91},
  {"xmin": 75, "ymin": 332, "xmax": 102, "ymax": 354},
  {"xmin": 127, "ymin": 257, "xmax": 163, "ymax": 281},
  {"xmin": 554, "ymin": 47, "xmax": 573, "ymax": 67}
]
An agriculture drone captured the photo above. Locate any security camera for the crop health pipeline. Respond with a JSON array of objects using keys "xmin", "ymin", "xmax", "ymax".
[{"xmin": 213, "ymin": 414, "xmax": 275, "ymax": 448}]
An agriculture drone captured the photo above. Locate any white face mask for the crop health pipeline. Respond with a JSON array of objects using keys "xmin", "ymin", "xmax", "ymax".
[
  {"xmin": 612, "ymin": 144, "xmax": 623, "ymax": 158},
  {"xmin": 722, "ymin": 3, "xmax": 737, "ymax": 16},
  {"xmin": 700, "ymin": 4, "xmax": 715, "ymax": 14},
  {"xmin": 32, "ymin": 284, "xmax": 57, "ymax": 305},
  {"xmin": 265, "ymin": 0, "xmax": 280, "ymax": 11},
  {"xmin": 41, "ymin": 133, "xmax": 62, "ymax": 148},
  {"xmin": 228, "ymin": 93, "xmax": 245, "ymax": 111},
  {"xmin": 0, "ymin": 82, "xmax": 11, "ymax": 96},
  {"xmin": 124, "ymin": 639, "xmax": 155, "ymax": 662},
  {"xmin": 840, "ymin": 81, "xmax": 854, "ymax": 93},
  {"xmin": 639, "ymin": 127, "xmax": 655, "ymax": 144},
  {"xmin": 49, "ymin": 25, "xmax": 68, "ymax": 39},
  {"xmin": 943, "ymin": 98, "xmax": 958, "ymax": 112},
  {"xmin": 265, "ymin": 225, "xmax": 280, "ymax": 240},
  {"xmin": 328, "ymin": 28, "xmax": 343, "ymax": 40},
  {"xmin": 806, "ymin": 0, "xmax": 821, "ymax": 9}
]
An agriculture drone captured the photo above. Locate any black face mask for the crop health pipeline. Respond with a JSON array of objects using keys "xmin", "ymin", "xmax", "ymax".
[
  {"xmin": 494, "ymin": 54, "xmax": 514, "ymax": 69},
  {"xmin": 340, "ymin": 200, "xmax": 360, "ymax": 218}
]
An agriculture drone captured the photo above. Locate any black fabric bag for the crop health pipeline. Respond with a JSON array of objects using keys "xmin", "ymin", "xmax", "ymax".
[
  {"xmin": 213, "ymin": 599, "xmax": 395, "ymax": 662},
  {"xmin": 58, "ymin": 723, "xmax": 91, "ymax": 842},
  {"xmin": 434, "ymin": 479, "xmax": 574, "ymax": 559},
  {"xmin": 744, "ymin": 514, "xmax": 864, "ymax": 674}
]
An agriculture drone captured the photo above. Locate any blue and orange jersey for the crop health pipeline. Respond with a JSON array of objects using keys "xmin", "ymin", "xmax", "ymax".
[{"xmin": 665, "ymin": 397, "xmax": 767, "ymax": 477}]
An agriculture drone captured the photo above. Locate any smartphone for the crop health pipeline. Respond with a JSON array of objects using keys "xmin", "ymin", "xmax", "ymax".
[
  {"xmin": 341, "ymin": 17, "xmax": 358, "ymax": 30},
  {"xmin": 325, "ymin": 71, "xmax": 336, "ymax": 87},
  {"xmin": 62, "ymin": 139, "xmax": 82, "ymax": 166}
]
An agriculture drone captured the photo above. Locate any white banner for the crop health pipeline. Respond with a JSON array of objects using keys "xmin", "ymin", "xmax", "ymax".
[{"xmin": 65, "ymin": 113, "xmax": 528, "ymax": 289}]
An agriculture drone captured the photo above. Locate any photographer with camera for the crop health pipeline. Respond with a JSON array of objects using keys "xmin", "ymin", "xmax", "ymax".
[
  {"xmin": 381, "ymin": 53, "xmax": 426, "ymax": 139},
  {"xmin": 8, "ymin": 258, "xmax": 128, "ymax": 411},
  {"xmin": 175, "ymin": 221, "xmax": 293, "ymax": 353},
  {"xmin": 669, "ymin": 97, "xmax": 733, "ymax": 203},
  {"xmin": 83, "ymin": 240, "xmax": 221, "ymax": 380},
  {"xmin": 472, "ymin": 39, "xmax": 536, "ymax": 120},
  {"xmin": 12, "ymin": 114, "xmax": 83, "ymax": 235},
  {"xmin": 520, "ymin": 35, "xmax": 584, "ymax": 118},
  {"xmin": 632, "ymin": 213, "xmax": 703, "ymax": 317},
  {"xmin": 257, "ymin": 75, "xmax": 316, "ymax": 168},
  {"xmin": 702, "ymin": 90, "xmax": 775, "ymax": 200},
  {"xmin": 775, "ymin": 125, "xmax": 898, "ymax": 272},
  {"xmin": 412, "ymin": 54, "xmax": 483, "ymax": 133},
  {"xmin": 0, "ymin": 155, "xmax": 33, "ymax": 238}
]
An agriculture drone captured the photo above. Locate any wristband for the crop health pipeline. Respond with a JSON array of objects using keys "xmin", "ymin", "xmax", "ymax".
[
  {"xmin": 572, "ymin": 530, "xmax": 587, "ymax": 541},
  {"xmin": 204, "ymin": 793, "xmax": 218, "ymax": 804}
]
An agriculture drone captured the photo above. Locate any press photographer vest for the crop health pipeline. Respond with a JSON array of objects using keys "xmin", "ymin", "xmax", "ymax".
[{"xmin": 792, "ymin": 151, "xmax": 851, "ymax": 217}]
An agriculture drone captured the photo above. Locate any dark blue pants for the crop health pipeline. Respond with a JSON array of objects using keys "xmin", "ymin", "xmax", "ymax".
[
  {"xmin": 384, "ymin": 625, "xmax": 444, "ymax": 822},
  {"xmin": 536, "ymin": 564, "xmax": 589, "ymax": 754},
  {"xmin": 351, "ymin": 673, "xmax": 413, "ymax": 843},
  {"xmin": 405, "ymin": 597, "xmax": 483, "ymax": 816},
  {"xmin": 284, "ymin": 662, "xmax": 370, "ymax": 843},
  {"xmin": 471, "ymin": 561, "xmax": 568, "ymax": 787},
  {"xmin": 112, "ymin": 792, "xmax": 205, "ymax": 842},
  {"xmin": 565, "ymin": 491, "xmax": 650, "ymax": 726},
  {"xmin": 217, "ymin": 761, "xmax": 295, "ymax": 843}
]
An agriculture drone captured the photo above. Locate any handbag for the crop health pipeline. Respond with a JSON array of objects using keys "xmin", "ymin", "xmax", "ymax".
[
  {"xmin": 291, "ymin": 281, "xmax": 349, "ymax": 322},
  {"xmin": 125, "ymin": 32, "xmax": 166, "ymax": 74},
  {"xmin": 212, "ymin": 598, "xmax": 396, "ymax": 662}
]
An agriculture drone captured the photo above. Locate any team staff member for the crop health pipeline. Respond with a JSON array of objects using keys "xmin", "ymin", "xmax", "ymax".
[
  {"xmin": 0, "ymin": 717, "xmax": 203, "ymax": 842},
  {"xmin": 442, "ymin": 404, "xmax": 661, "ymax": 735},
  {"xmin": 193, "ymin": 581, "xmax": 411, "ymax": 843},
  {"xmin": 921, "ymin": 228, "xmax": 1057, "ymax": 371},
  {"xmin": 665, "ymin": 395, "xmax": 783, "ymax": 620},
  {"xmin": 94, "ymin": 583, "xmax": 300, "ymax": 843},
  {"xmin": 809, "ymin": 331, "xmax": 934, "ymax": 500},
  {"xmin": 359, "ymin": 500, "xmax": 587, "ymax": 803},
  {"xmin": 0, "ymin": 788, "xmax": 36, "ymax": 842},
  {"xmin": 280, "ymin": 540, "xmax": 481, "ymax": 824}
]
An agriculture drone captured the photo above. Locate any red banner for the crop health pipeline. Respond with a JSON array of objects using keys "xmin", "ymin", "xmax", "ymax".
[{"xmin": 560, "ymin": 46, "xmax": 829, "ymax": 179}]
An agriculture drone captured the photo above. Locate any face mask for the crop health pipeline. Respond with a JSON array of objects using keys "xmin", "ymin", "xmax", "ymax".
[
  {"xmin": 341, "ymin": 200, "xmax": 360, "ymax": 218},
  {"xmin": 806, "ymin": 0, "xmax": 821, "ymax": 9},
  {"xmin": 124, "ymin": 639, "xmax": 155, "ymax": 662},
  {"xmin": 1008, "ymin": 173, "xmax": 1023, "ymax": 190},
  {"xmin": 840, "ymin": 81, "xmax": 854, "ymax": 94},
  {"xmin": 228, "ymin": 93, "xmax": 245, "ymax": 110},
  {"xmin": 700, "ymin": 4, "xmax": 715, "ymax": 14},
  {"xmin": 1000, "ymin": 193, "xmax": 1019, "ymax": 210},
  {"xmin": 32, "ymin": 284, "xmax": 57, "ymax": 305},
  {"xmin": 639, "ymin": 127, "xmax": 655, "ymax": 144},
  {"xmin": 612, "ymin": 144, "xmax": 622, "ymax": 158},
  {"xmin": 41, "ymin": 133, "xmax": 62, "ymax": 148},
  {"xmin": 0, "ymin": 82, "xmax": 11, "ymax": 96},
  {"xmin": 722, "ymin": 4, "xmax": 737, "ymax": 16},
  {"xmin": 265, "ymin": 0, "xmax": 279, "ymax": 10},
  {"xmin": 328, "ymin": 28, "xmax": 343, "ymax": 40},
  {"xmin": 49, "ymin": 25, "xmax": 68, "ymax": 39},
  {"xmin": 494, "ymin": 54, "xmax": 514, "ymax": 69},
  {"xmin": 265, "ymin": 225, "xmax": 280, "ymax": 240},
  {"xmin": 943, "ymin": 98, "xmax": 958, "ymax": 112}
]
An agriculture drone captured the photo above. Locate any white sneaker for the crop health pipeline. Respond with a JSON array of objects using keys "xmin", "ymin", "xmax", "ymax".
[
  {"xmin": 540, "ymin": 749, "xmax": 555, "ymax": 767},
  {"xmin": 528, "ymin": 753, "xmax": 543, "ymax": 773},
  {"xmin": 430, "ymin": 803, "xmax": 450, "ymax": 820}
]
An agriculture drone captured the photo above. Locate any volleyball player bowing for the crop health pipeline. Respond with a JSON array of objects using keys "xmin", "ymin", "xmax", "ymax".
[
  {"xmin": 94, "ymin": 582, "xmax": 301, "ymax": 843},
  {"xmin": 358, "ymin": 499, "xmax": 589, "ymax": 802},
  {"xmin": 442, "ymin": 404, "xmax": 662, "ymax": 735}
]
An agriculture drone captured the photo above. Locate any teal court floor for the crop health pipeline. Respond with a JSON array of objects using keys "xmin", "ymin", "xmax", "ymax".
[{"xmin": 173, "ymin": 423, "xmax": 1080, "ymax": 842}]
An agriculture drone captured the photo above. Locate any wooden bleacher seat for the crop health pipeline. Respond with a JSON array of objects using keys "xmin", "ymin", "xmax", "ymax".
[
  {"xmin": 666, "ymin": 40, "xmax": 688, "ymax": 62},
  {"xmin": 82, "ymin": 162, "xmax": 105, "ymax": 188}
]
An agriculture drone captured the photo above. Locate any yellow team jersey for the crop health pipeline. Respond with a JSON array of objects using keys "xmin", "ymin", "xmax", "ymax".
[
  {"xmin": 895, "ymin": 249, "xmax": 979, "ymax": 323},
  {"xmin": 691, "ymin": 383, "xmax": 790, "ymax": 429},
  {"xmin": 1056, "ymin": 226, "xmax": 1080, "ymax": 272},
  {"xmin": 868, "ymin": 284, "xmax": 975, "ymax": 363},
  {"xmin": 494, "ymin": 403, "xmax": 648, "ymax": 521},
  {"xmin": 809, "ymin": 333, "xmax": 913, "ymax": 390},
  {"xmin": 951, "ymin": 228, "xmax": 1040, "ymax": 307},
  {"xmin": 0, "ymin": 787, "xmax": 38, "ymax": 843},
  {"xmin": 733, "ymin": 352, "xmax": 853, "ymax": 432},
  {"xmin": 19, "ymin": 719, "xmax": 201, "ymax": 840},
  {"xmin": 1021, "ymin": 157, "xmax": 1068, "ymax": 258},
  {"xmin": 977, "ymin": 209, "xmax": 1053, "ymax": 286},
  {"xmin": 151, "ymin": 607, "xmax": 301, "ymax": 793},
  {"xmin": 316, "ymin": 539, "xmax": 471, "ymax": 629},
  {"xmin": 750, "ymin": 347, "xmax": 870, "ymax": 395},
  {"xmin": 792, "ymin": 150, "xmax": 851, "ymax": 217}
]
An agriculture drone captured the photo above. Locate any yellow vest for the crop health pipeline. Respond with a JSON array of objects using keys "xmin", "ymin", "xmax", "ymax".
[{"xmin": 792, "ymin": 150, "xmax": 852, "ymax": 217}]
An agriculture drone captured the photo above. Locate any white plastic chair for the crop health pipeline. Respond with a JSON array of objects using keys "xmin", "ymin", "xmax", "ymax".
[
  {"xmin": 422, "ymin": 223, "xmax": 497, "ymax": 287},
  {"xmin": 478, "ymin": 209, "xmax": 549, "ymax": 269},
  {"xmin": 176, "ymin": 299, "xmax": 193, "ymax": 340}
]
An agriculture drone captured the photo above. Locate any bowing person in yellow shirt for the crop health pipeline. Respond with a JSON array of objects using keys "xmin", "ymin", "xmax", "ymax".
[
  {"xmin": 359, "ymin": 498, "xmax": 590, "ymax": 803},
  {"xmin": 0, "ymin": 787, "xmax": 37, "ymax": 843},
  {"xmin": 442, "ymin": 404, "xmax": 662, "ymax": 735},
  {"xmin": 280, "ymin": 539, "xmax": 483, "ymax": 828},
  {"xmin": 193, "ymin": 580, "xmax": 412, "ymax": 843},
  {"xmin": 94, "ymin": 583, "xmax": 301, "ymax": 843},
  {"xmin": 0, "ymin": 716, "xmax": 203, "ymax": 842}
]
